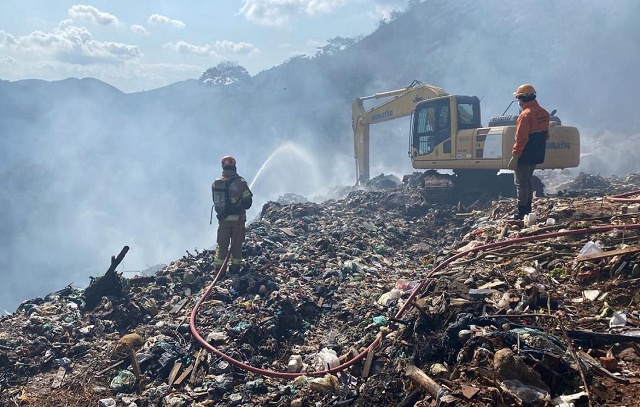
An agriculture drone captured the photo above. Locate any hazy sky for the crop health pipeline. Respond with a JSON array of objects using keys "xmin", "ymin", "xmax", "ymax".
[{"xmin": 0, "ymin": 0, "xmax": 407, "ymax": 92}]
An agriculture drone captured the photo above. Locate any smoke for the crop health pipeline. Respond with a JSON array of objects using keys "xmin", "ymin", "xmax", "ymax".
[
  {"xmin": 357, "ymin": 0, "xmax": 640, "ymax": 179},
  {"xmin": 2, "ymin": 0, "xmax": 639, "ymax": 312},
  {"xmin": 578, "ymin": 129, "xmax": 640, "ymax": 176}
]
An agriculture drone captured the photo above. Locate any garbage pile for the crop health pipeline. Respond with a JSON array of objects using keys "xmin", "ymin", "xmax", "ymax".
[{"xmin": 2, "ymin": 172, "xmax": 640, "ymax": 406}]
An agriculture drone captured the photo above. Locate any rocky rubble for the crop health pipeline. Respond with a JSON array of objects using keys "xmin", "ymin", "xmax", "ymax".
[{"xmin": 2, "ymin": 172, "xmax": 640, "ymax": 406}]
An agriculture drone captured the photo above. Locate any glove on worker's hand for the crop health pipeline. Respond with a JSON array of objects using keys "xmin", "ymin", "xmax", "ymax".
[{"xmin": 508, "ymin": 155, "xmax": 519, "ymax": 171}]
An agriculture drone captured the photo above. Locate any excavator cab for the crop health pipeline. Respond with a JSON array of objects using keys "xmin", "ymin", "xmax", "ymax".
[{"xmin": 411, "ymin": 96, "xmax": 481, "ymax": 159}]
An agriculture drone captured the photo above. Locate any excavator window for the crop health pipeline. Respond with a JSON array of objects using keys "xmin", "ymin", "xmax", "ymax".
[
  {"xmin": 438, "ymin": 105, "xmax": 450, "ymax": 131},
  {"xmin": 415, "ymin": 106, "xmax": 436, "ymax": 155},
  {"xmin": 455, "ymin": 97, "xmax": 482, "ymax": 129},
  {"xmin": 414, "ymin": 98, "xmax": 451, "ymax": 155},
  {"xmin": 458, "ymin": 104, "xmax": 475, "ymax": 126}
]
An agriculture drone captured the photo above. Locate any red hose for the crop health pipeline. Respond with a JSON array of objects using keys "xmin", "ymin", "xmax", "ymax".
[
  {"xmin": 396, "ymin": 223, "xmax": 640, "ymax": 317},
  {"xmin": 191, "ymin": 220, "xmax": 640, "ymax": 379},
  {"xmin": 606, "ymin": 189, "xmax": 640, "ymax": 203}
]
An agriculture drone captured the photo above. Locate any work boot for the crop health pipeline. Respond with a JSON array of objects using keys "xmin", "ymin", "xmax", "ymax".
[{"xmin": 512, "ymin": 205, "xmax": 528, "ymax": 220}]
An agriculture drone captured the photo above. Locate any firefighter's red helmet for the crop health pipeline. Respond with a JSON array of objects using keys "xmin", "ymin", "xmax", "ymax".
[{"xmin": 221, "ymin": 155, "xmax": 236, "ymax": 167}]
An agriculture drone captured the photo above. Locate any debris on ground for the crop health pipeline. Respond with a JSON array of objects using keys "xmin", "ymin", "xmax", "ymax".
[{"xmin": 2, "ymin": 172, "xmax": 640, "ymax": 406}]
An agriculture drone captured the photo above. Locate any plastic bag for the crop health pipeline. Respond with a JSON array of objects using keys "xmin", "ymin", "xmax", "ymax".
[
  {"xmin": 377, "ymin": 288, "xmax": 402, "ymax": 306},
  {"xmin": 579, "ymin": 241, "xmax": 602, "ymax": 256},
  {"xmin": 524, "ymin": 212, "xmax": 538, "ymax": 227},
  {"xmin": 500, "ymin": 379, "xmax": 550, "ymax": 405},
  {"xmin": 315, "ymin": 348, "xmax": 340, "ymax": 370},
  {"xmin": 609, "ymin": 311, "xmax": 627, "ymax": 328}
]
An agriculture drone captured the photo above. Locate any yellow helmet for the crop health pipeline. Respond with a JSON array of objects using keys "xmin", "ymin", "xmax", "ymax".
[{"xmin": 514, "ymin": 84, "xmax": 536, "ymax": 99}]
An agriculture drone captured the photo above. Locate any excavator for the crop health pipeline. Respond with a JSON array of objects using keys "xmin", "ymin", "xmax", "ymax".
[{"xmin": 352, "ymin": 80, "xmax": 580, "ymax": 198}]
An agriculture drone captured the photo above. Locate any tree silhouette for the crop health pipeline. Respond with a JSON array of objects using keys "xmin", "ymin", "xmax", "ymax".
[{"xmin": 199, "ymin": 61, "xmax": 250, "ymax": 86}]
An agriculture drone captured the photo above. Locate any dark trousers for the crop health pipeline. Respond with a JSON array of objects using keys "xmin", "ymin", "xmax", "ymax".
[
  {"xmin": 214, "ymin": 220, "xmax": 245, "ymax": 268},
  {"xmin": 514, "ymin": 164, "xmax": 536, "ymax": 206}
]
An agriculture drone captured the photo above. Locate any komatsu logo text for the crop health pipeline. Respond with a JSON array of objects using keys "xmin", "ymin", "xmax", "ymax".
[
  {"xmin": 372, "ymin": 110, "xmax": 393, "ymax": 121},
  {"xmin": 547, "ymin": 141, "xmax": 571, "ymax": 149}
]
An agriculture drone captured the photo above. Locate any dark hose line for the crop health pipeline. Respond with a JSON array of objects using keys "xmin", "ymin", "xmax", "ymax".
[{"xmin": 191, "ymin": 221, "xmax": 640, "ymax": 379}]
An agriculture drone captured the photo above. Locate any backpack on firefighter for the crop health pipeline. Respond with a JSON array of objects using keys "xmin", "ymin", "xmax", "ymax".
[{"xmin": 212, "ymin": 175, "xmax": 242, "ymax": 220}]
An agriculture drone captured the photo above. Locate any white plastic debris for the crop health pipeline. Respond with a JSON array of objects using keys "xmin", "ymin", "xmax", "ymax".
[
  {"xmin": 579, "ymin": 241, "xmax": 603, "ymax": 256},
  {"xmin": 522, "ymin": 266, "xmax": 539, "ymax": 279},
  {"xmin": 551, "ymin": 390, "xmax": 588, "ymax": 406},
  {"xmin": 377, "ymin": 288, "xmax": 402, "ymax": 306},
  {"xmin": 500, "ymin": 379, "xmax": 550, "ymax": 405},
  {"xmin": 99, "ymin": 399, "xmax": 116, "ymax": 407},
  {"xmin": 287, "ymin": 354, "xmax": 303, "ymax": 372},
  {"xmin": 582, "ymin": 290, "xmax": 602, "ymax": 302},
  {"xmin": 315, "ymin": 348, "xmax": 340, "ymax": 370},
  {"xmin": 609, "ymin": 311, "xmax": 627, "ymax": 328},
  {"xmin": 524, "ymin": 212, "xmax": 537, "ymax": 227}
]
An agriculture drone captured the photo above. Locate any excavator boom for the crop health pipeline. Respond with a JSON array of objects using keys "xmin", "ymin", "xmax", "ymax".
[{"xmin": 353, "ymin": 81, "xmax": 448, "ymax": 184}]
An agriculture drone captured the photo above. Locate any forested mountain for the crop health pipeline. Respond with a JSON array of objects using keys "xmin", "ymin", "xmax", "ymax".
[{"xmin": 1, "ymin": 0, "xmax": 638, "ymax": 311}]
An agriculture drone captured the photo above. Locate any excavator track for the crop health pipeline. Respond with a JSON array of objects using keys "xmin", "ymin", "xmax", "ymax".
[
  {"xmin": 413, "ymin": 170, "xmax": 544, "ymax": 206},
  {"xmin": 423, "ymin": 172, "xmax": 455, "ymax": 203}
]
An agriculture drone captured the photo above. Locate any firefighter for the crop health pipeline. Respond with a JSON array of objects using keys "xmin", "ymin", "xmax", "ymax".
[
  {"xmin": 212, "ymin": 155, "xmax": 253, "ymax": 274},
  {"xmin": 508, "ymin": 84, "xmax": 550, "ymax": 220}
]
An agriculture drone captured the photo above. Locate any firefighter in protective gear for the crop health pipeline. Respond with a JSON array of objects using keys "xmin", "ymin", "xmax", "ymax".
[
  {"xmin": 212, "ymin": 155, "xmax": 253, "ymax": 274},
  {"xmin": 509, "ymin": 84, "xmax": 550, "ymax": 220}
]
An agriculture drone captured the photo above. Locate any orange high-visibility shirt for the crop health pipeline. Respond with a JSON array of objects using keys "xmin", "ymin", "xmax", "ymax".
[{"xmin": 512, "ymin": 99, "xmax": 550, "ymax": 156}]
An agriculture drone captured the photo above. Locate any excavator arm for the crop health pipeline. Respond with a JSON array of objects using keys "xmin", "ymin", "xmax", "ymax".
[{"xmin": 352, "ymin": 81, "xmax": 449, "ymax": 184}]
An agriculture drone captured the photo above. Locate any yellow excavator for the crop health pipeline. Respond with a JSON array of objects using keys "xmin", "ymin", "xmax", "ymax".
[{"xmin": 352, "ymin": 80, "xmax": 580, "ymax": 196}]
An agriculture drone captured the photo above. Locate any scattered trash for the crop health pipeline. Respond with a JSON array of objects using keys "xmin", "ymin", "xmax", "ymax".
[
  {"xmin": 2, "ymin": 171, "xmax": 640, "ymax": 405},
  {"xmin": 500, "ymin": 379, "xmax": 551, "ymax": 405},
  {"xmin": 287, "ymin": 354, "xmax": 303, "ymax": 372},
  {"xmin": 110, "ymin": 370, "xmax": 137, "ymax": 393},
  {"xmin": 582, "ymin": 289, "xmax": 602, "ymax": 302},
  {"xmin": 610, "ymin": 311, "xmax": 628, "ymax": 328},
  {"xmin": 524, "ymin": 211, "xmax": 538, "ymax": 227},
  {"xmin": 315, "ymin": 348, "xmax": 340, "ymax": 370},
  {"xmin": 579, "ymin": 241, "xmax": 603, "ymax": 256},
  {"xmin": 377, "ymin": 288, "xmax": 402, "ymax": 306}
]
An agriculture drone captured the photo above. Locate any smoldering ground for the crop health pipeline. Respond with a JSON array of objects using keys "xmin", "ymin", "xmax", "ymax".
[{"xmin": 1, "ymin": 0, "xmax": 639, "ymax": 311}]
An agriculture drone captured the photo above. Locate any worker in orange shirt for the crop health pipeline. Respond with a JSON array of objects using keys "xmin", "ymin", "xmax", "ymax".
[{"xmin": 508, "ymin": 84, "xmax": 550, "ymax": 220}]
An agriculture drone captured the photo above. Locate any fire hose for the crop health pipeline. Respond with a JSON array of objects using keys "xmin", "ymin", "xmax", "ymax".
[
  {"xmin": 606, "ymin": 189, "xmax": 640, "ymax": 203},
  {"xmin": 190, "ymin": 219, "xmax": 640, "ymax": 379}
]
